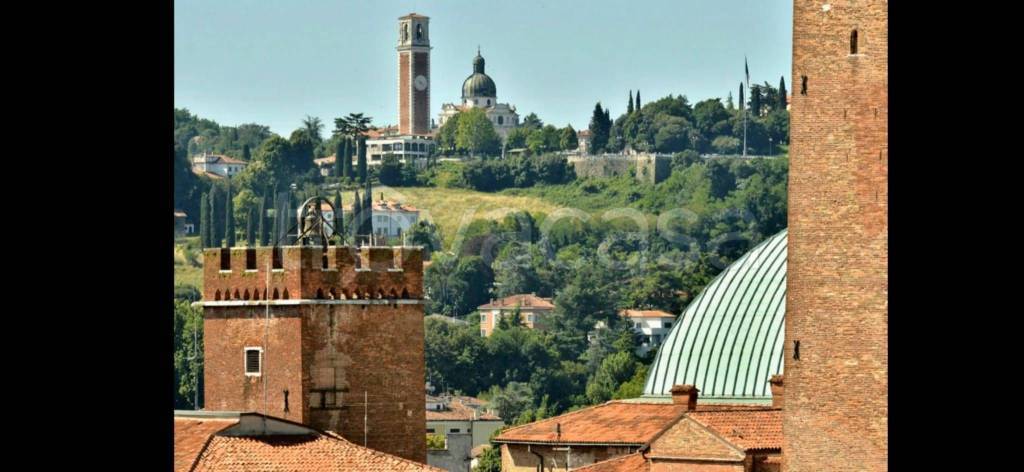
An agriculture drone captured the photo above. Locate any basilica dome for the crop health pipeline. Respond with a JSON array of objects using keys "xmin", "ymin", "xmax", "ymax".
[
  {"xmin": 642, "ymin": 229, "xmax": 788, "ymax": 403},
  {"xmin": 462, "ymin": 51, "xmax": 497, "ymax": 99}
]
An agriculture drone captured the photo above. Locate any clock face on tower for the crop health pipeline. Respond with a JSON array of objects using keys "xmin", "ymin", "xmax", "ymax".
[{"xmin": 414, "ymin": 75, "xmax": 428, "ymax": 91}]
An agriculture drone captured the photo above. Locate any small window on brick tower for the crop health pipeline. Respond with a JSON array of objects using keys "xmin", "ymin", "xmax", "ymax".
[
  {"xmin": 272, "ymin": 247, "xmax": 283, "ymax": 269},
  {"xmin": 800, "ymin": 76, "xmax": 807, "ymax": 95},
  {"xmin": 245, "ymin": 347, "xmax": 262, "ymax": 376},
  {"xmin": 850, "ymin": 29, "xmax": 858, "ymax": 54}
]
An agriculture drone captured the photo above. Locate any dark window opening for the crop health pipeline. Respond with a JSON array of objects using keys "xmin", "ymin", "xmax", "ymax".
[
  {"xmin": 233, "ymin": 289, "xmax": 240, "ymax": 300},
  {"xmin": 426, "ymin": 428, "xmax": 435, "ymax": 433},
  {"xmin": 322, "ymin": 253, "xmax": 329, "ymax": 269},
  {"xmin": 220, "ymin": 249, "xmax": 231, "ymax": 270},
  {"xmin": 272, "ymin": 247, "xmax": 283, "ymax": 269},
  {"xmin": 246, "ymin": 248, "xmax": 256, "ymax": 270},
  {"xmin": 284, "ymin": 389, "xmax": 290, "ymax": 412},
  {"xmin": 316, "ymin": 288, "xmax": 325, "ymax": 299},
  {"xmin": 800, "ymin": 76, "xmax": 807, "ymax": 95},
  {"xmin": 850, "ymin": 29, "xmax": 858, "ymax": 54},
  {"xmin": 282, "ymin": 289, "xmax": 290, "ymax": 299},
  {"xmin": 793, "ymin": 340, "xmax": 801, "ymax": 360},
  {"xmin": 272, "ymin": 288, "xmax": 280, "ymax": 300},
  {"xmin": 245, "ymin": 348, "xmax": 261, "ymax": 375},
  {"xmin": 450, "ymin": 428, "xmax": 461, "ymax": 433}
]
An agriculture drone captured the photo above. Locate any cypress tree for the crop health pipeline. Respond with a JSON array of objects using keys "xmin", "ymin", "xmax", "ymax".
[
  {"xmin": 627, "ymin": 90, "xmax": 634, "ymax": 114},
  {"xmin": 588, "ymin": 102, "xmax": 609, "ymax": 155},
  {"xmin": 635, "ymin": 90, "xmax": 641, "ymax": 111},
  {"xmin": 363, "ymin": 178, "xmax": 373, "ymax": 239},
  {"xmin": 242, "ymin": 144, "xmax": 251, "ymax": 161},
  {"xmin": 334, "ymin": 138, "xmax": 344, "ymax": 178},
  {"xmin": 778, "ymin": 76, "xmax": 788, "ymax": 110},
  {"xmin": 257, "ymin": 189, "xmax": 268, "ymax": 246},
  {"xmin": 739, "ymin": 83, "xmax": 745, "ymax": 110},
  {"xmin": 333, "ymin": 191, "xmax": 343, "ymax": 244},
  {"xmin": 343, "ymin": 138, "xmax": 354, "ymax": 181},
  {"xmin": 726, "ymin": 91, "xmax": 735, "ymax": 110},
  {"xmin": 271, "ymin": 192, "xmax": 280, "ymax": 246},
  {"xmin": 246, "ymin": 207, "xmax": 256, "ymax": 246},
  {"xmin": 199, "ymin": 193, "xmax": 209, "ymax": 248},
  {"xmin": 352, "ymin": 189, "xmax": 362, "ymax": 243},
  {"xmin": 356, "ymin": 135, "xmax": 368, "ymax": 183},
  {"xmin": 750, "ymin": 84, "xmax": 762, "ymax": 117},
  {"xmin": 225, "ymin": 182, "xmax": 235, "ymax": 247},
  {"xmin": 209, "ymin": 185, "xmax": 221, "ymax": 247}
]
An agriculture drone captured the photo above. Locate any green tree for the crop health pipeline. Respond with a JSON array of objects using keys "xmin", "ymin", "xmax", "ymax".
[
  {"xmin": 333, "ymin": 191, "xmax": 343, "ymax": 244},
  {"xmin": 437, "ymin": 113, "xmax": 461, "ymax": 155},
  {"xmin": 333, "ymin": 113, "xmax": 372, "ymax": 139},
  {"xmin": 258, "ymin": 190, "xmax": 268, "ymax": 246},
  {"xmin": 627, "ymin": 90, "xmax": 634, "ymax": 114},
  {"xmin": 585, "ymin": 351, "xmax": 638, "ymax": 404},
  {"xmin": 224, "ymin": 182, "xmax": 235, "ymax": 247},
  {"xmin": 611, "ymin": 364, "xmax": 649, "ymax": 400},
  {"xmin": 472, "ymin": 445, "xmax": 501, "ymax": 472},
  {"xmin": 362, "ymin": 178, "xmax": 373, "ymax": 238},
  {"xmin": 635, "ymin": 90, "xmax": 641, "ymax": 111},
  {"xmin": 173, "ymin": 300, "xmax": 204, "ymax": 409},
  {"xmin": 778, "ymin": 76, "xmax": 788, "ymax": 110},
  {"xmin": 287, "ymin": 128, "xmax": 316, "ymax": 175},
  {"xmin": 351, "ymin": 189, "xmax": 362, "ymax": 240},
  {"xmin": 712, "ymin": 136, "xmax": 741, "ymax": 154},
  {"xmin": 209, "ymin": 185, "xmax": 222, "ymax": 246},
  {"xmin": 726, "ymin": 91, "xmax": 735, "ymax": 110},
  {"xmin": 739, "ymin": 83, "xmax": 745, "ymax": 111},
  {"xmin": 333, "ymin": 138, "xmax": 344, "ymax": 178},
  {"xmin": 504, "ymin": 126, "xmax": 530, "ymax": 150},
  {"xmin": 356, "ymin": 136, "xmax": 368, "ymax": 183},
  {"xmin": 521, "ymin": 112, "xmax": 543, "ymax": 132},
  {"xmin": 456, "ymin": 108, "xmax": 501, "ymax": 157},
  {"xmin": 749, "ymin": 84, "xmax": 762, "ymax": 117},
  {"xmin": 302, "ymin": 115, "xmax": 324, "ymax": 146},
  {"xmin": 407, "ymin": 220, "xmax": 442, "ymax": 256},
  {"xmin": 426, "ymin": 433, "xmax": 446, "ymax": 450},
  {"xmin": 242, "ymin": 143, "xmax": 251, "ymax": 161},
  {"xmin": 559, "ymin": 125, "xmax": 578, "ymax": 150},
  {"xmin": 246, "ymin": 207, "xmax": 256, "ymax": 246},
  {"xmin": 487, "ymin": 382, "xmax": 533, "ymax": 424},
  {"xmin": 588, "ymin": 102, "xmax": 610, "ymax": 154},
  {"xmin": 378, "ymin": 155, "xmax": 403, "ymax": 185},
  {"xmin": 199, "ymin": 193, "xmax": 210, "ymax": 248}
]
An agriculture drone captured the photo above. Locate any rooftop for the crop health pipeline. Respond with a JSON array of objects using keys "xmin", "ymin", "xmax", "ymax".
[
  {"xmin": 478, "ymin": 293, "xmax": 554, "ymax": 311},
  {"xmin": 620, "ymin": 309, "xmax": 676, "ymax": 319},
  {"xmin": 493, "ymin": 400, "xmax": 686, "ymax": 445},
  {"xmin": 425, "ymin": 396, "xmax": 501, "ymax": 422},
  {"xmin": 572, "ymin": 453, "xmax": 649, "ymax": 472},
  {"xmin": 175, "ymin": 411, "xmax": 441, "ymax": 472},
  {"xmin": 687, "ymin": 408, "xmax": 782, "ymax": 452}
]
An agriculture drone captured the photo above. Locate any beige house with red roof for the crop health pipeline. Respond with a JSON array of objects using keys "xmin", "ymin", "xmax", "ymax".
[
  {"xmin": 425, "ymin": 394, "xmax": 504, "ymax": 472},
  {"xmin": 174, "ymin": 410, "xmax": 441, "ymax": 472},
  {"xmin": 493, "ymin": 385, "xmax": 782, "ymax": 472},
  {"xmin": 477, "ymin": 293, "xmax": 554, "ymax": 336}
]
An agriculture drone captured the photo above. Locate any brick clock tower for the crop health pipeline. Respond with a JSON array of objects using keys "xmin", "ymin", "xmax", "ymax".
[
  {"xmin": 785, "ymin": 1, "xmax": 887, "ymax": 471},
  {"xmin": 397, "ymin": 13, "xmax": 430, "ymax": 136}
]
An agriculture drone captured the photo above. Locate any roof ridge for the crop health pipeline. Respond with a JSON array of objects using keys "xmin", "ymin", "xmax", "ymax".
[{"xmin": 495, "ymin": 400, "xmax": 618, "ymax": 438}]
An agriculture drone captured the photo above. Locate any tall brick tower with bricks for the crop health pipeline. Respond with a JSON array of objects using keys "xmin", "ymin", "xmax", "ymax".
[
  {"xmin": 785, "ymin": 1, "xmax": 887, "ymax": 471},
  {"xmin": 200, "ymin": 241, "xmax": 427, "ymax": 463}
]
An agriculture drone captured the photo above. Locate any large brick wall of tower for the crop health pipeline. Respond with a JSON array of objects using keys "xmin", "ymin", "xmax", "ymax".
[
  {"xmin": 785, "ymin": 1, "xmax": 887, "ymax": 471},
  {"xmin": 202, "ymin": 245, "xmax": 427, "ymax": 463}
]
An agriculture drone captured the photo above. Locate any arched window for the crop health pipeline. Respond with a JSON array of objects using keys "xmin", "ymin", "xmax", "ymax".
[
  {"xmin": 800, "ymin": 76, "xmax": 808, "ymax": 95},
  {"xmin": 498, "ymin": 116, "xmax": 504, "ymax": 125},
  {"xmin": 850, "ymin": 29, "xmax": 858, "ymax": 54},
  {"xmin": 486, "ymin": 99, "xmax": 491, "ymax": 106}
]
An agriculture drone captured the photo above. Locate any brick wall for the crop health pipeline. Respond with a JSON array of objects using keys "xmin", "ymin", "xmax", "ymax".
[
  {"xmin": 203, "ymin": 245, "xmax": 427, "ymax": 463},
  {"xmin": 399, "ymin": 53, "xmax": 410, "ymax": 135},
  {"xmin": 501, "ymin": 443, "xmax": 639, "ymax": 471},
  {"xmin": 785, "ymin": 1, "xmax": 887, "ymax": 471}
]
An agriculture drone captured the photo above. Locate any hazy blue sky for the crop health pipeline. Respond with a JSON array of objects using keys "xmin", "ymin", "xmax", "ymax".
[{"xmin": 175, "ymin": 0, "xmax": 791, "ymax": 136}]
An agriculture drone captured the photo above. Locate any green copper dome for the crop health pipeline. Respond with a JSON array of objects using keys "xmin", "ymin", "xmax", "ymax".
[
  {"xmin": 462, "ymin": 51, "xmax": 496, "ymax": 99},
  {"xmin": 642, "ymin": 229, "xmax": 787, "ymax": 403}
]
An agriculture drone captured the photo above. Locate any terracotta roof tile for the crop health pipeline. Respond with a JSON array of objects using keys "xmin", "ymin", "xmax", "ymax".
[
  {"xmin": 572, "ymin": 453, "xmax": 649, "ymax": 472},
  {"xmin": 493, "ymin": 401, "xmax": 687, "ymax": 445},
  {"xmin": 688, "ymin": 408, "xmax": 782, "ymax": 451},
  {"xmin": 478, "ymin": 294, "xmax": 554, "ymax": 311},
  {"xmin": 174, "ymin": 417, "xmax": 239, "ymax": 472},
  {"xmin": 620, "ymin": 309, "xmax": 676, "ymax": 319},
  {"xmin": 425, "ymin": 397, "xmax": 501, "ymax": 421},
  {"xmin": 192, "ymin": 433, "xmax": 443, "ymax": 471}
]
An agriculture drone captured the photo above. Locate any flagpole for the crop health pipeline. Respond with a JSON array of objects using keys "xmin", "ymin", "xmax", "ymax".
[{"xmin": 743, "ymin": 56, "xmax": 749, "ymax": 157}]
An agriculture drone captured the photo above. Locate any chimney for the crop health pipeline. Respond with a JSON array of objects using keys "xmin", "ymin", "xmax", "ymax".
[
  {"xmin": 769, "ymin": 375, "xmax": 784, "ymax": 408},
  {"xmin": 670, "ymin": 384, "xmax": 699, "ymax": 411}
]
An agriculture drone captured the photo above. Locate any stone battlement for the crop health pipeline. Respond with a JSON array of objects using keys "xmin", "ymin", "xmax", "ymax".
[{"xmin": 202, "ymin": 245, "xmax": 423, "ymax": 302}]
